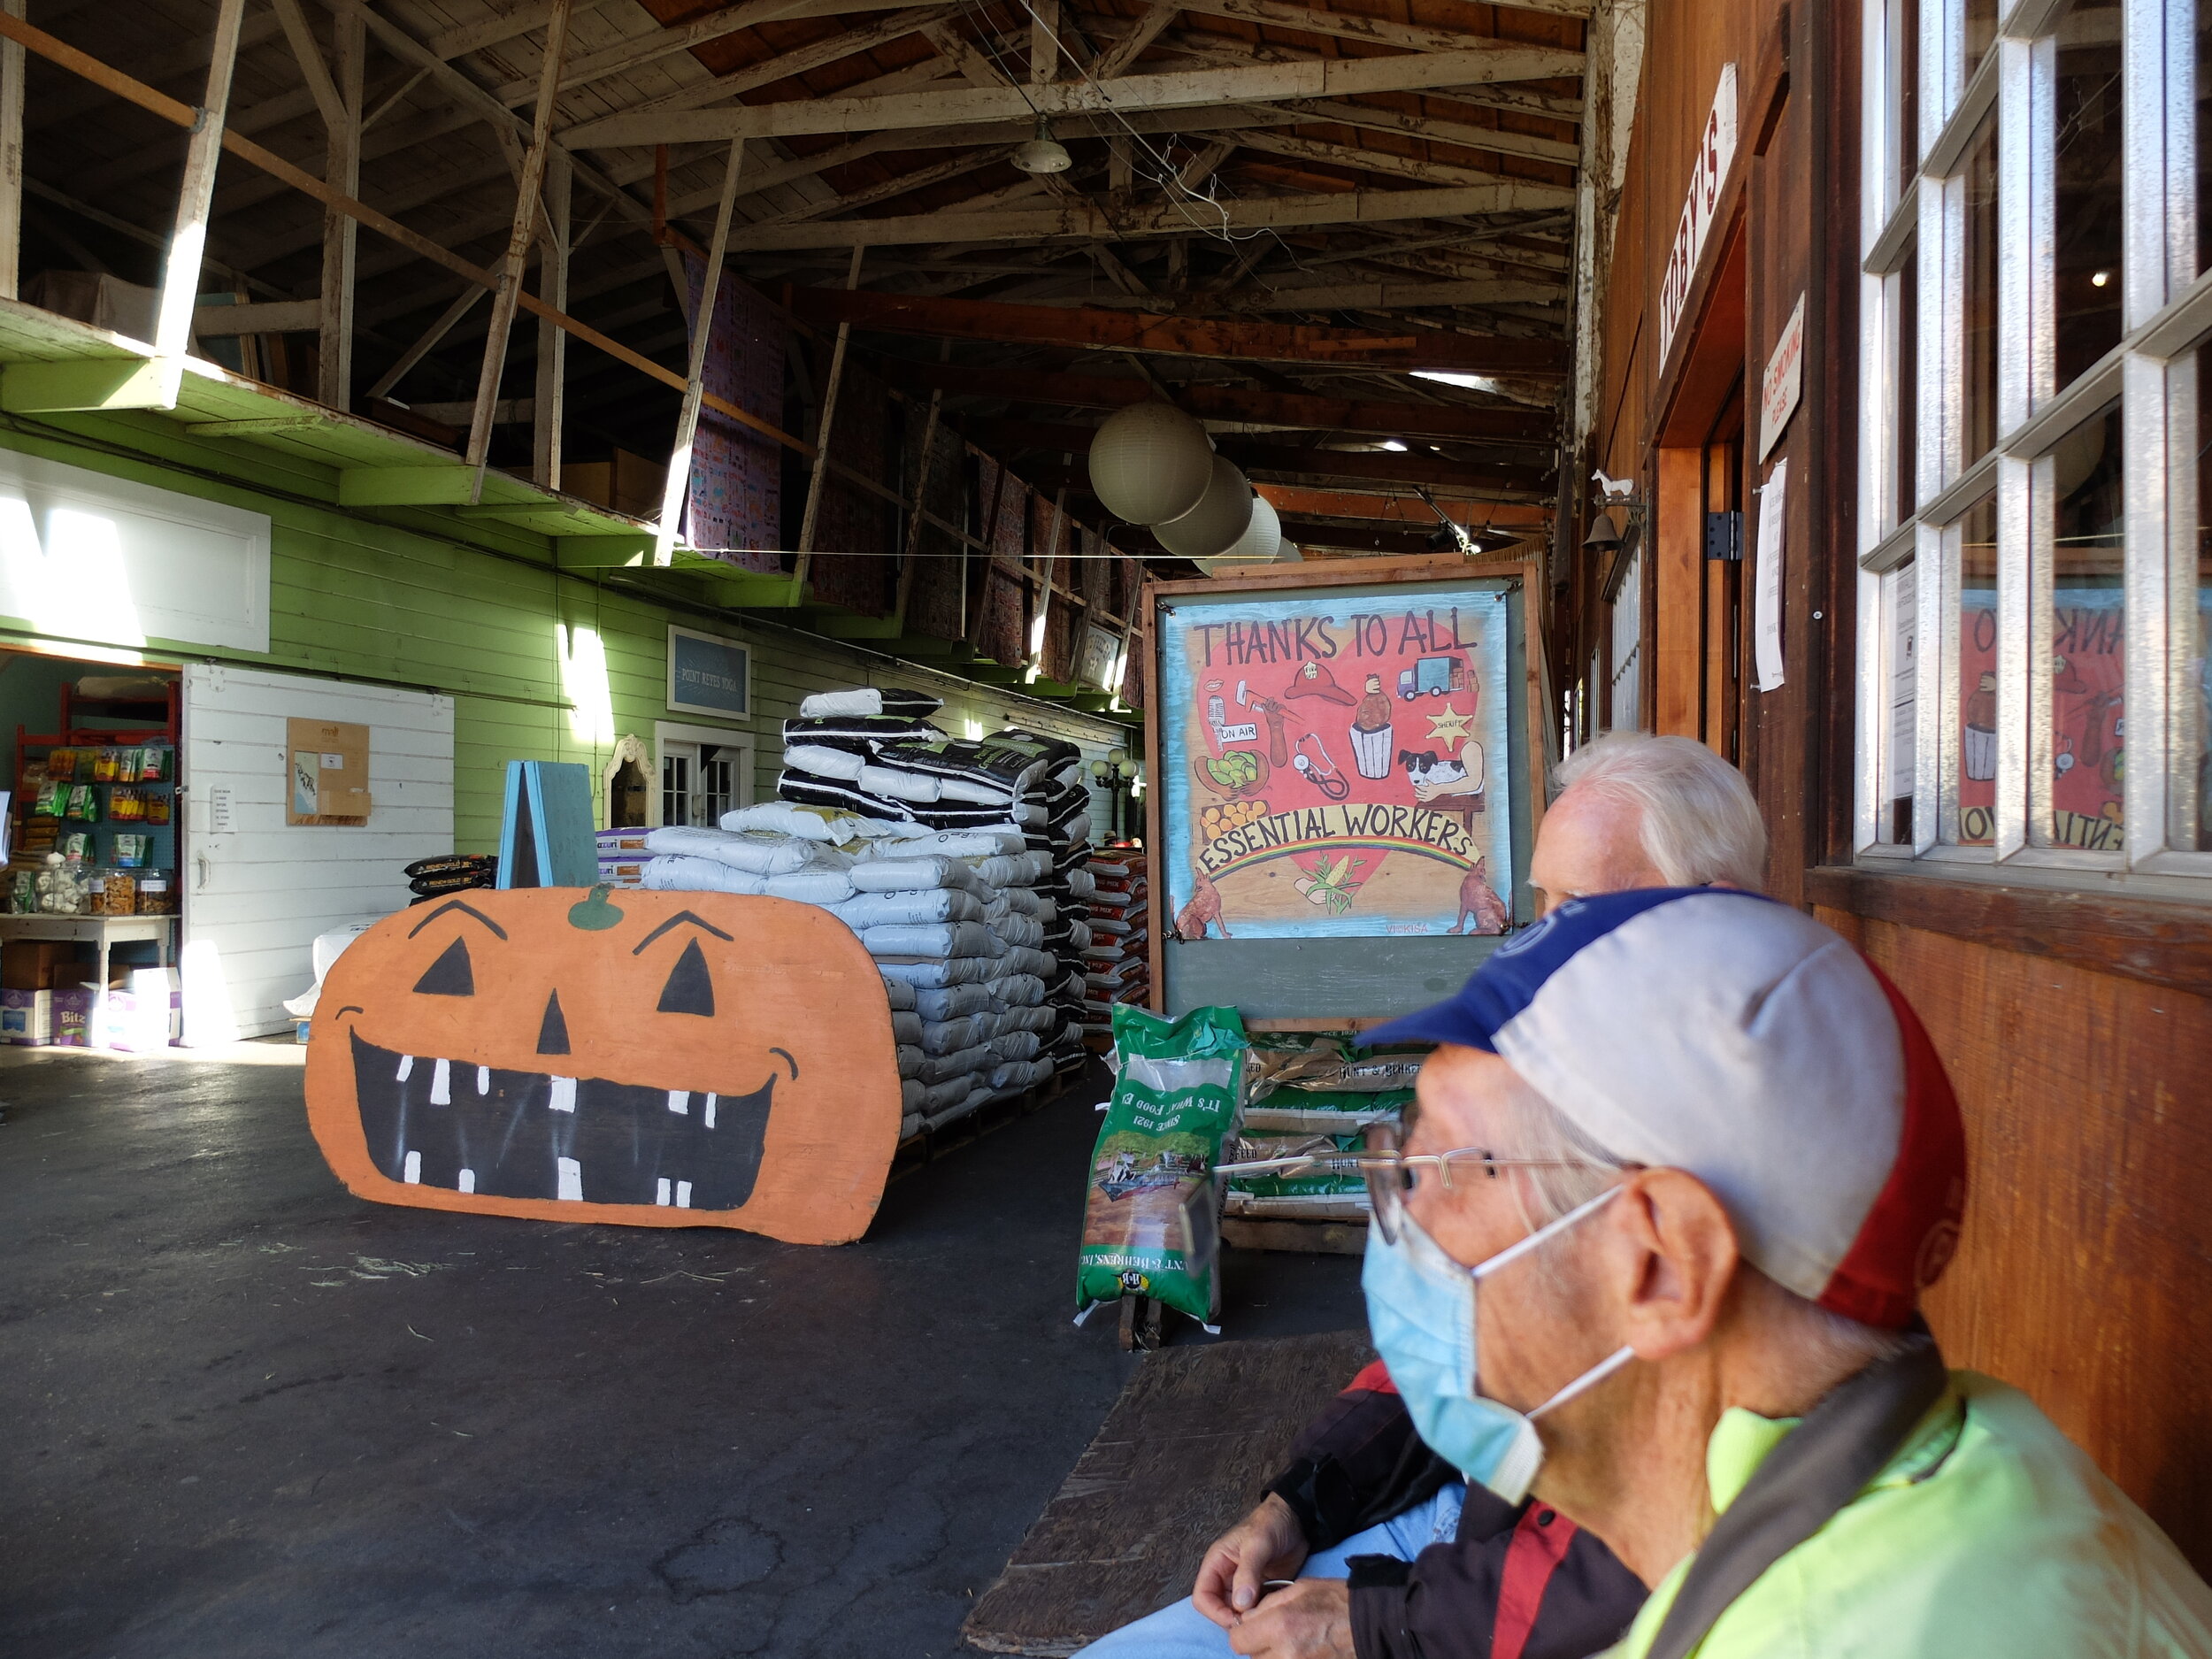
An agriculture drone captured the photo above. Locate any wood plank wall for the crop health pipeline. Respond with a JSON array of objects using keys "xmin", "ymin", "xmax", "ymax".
[
  {"xmin": 0, "ymin": 422, "xmax": 1131, "ymax": 857},
  {"xmin": 1819, "ymin": 908, "xmax": 2212, "ymax": 1572}
]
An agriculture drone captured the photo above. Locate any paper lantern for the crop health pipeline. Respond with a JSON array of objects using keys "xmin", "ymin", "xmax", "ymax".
[
  {"xmin": 1156, "ymin": 456, "xmax": 1256, "ymax": 559},
  {"xmin": 1087, "ymin": 403, "xmax": 1214, "ymax": 525},
  {"xmin": 303, "ymin": 887, "xmax": 902, "ymax": 1244},
  {"xmin": 1277, "ymin": 539, "xmax": 1303, "ymax": 562},
  {"xmin": 1194, "ymin": 493, "xmax": 1284, "ymax": 575}
]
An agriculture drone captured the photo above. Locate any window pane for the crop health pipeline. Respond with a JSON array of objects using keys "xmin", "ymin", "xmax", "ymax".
[
  {"xmin": 1894, "ymin": 0, "xmax": 1922, "ymax": 198},
  {"xmin": 1964, "ymin": 0, "xmax": 1998, "ymax": 85},
  {"xmin": 662, "ymin": 755, "xmax": 692, "ymax": 827},
  {"xmin": 1882, "ymin": 557, "xmax": 1919, "ymax": 842},
  {"xmin": 2193, "ymin": 354, "xmax": 2212, "ymax": 848},
  {"xmin": 1952, "ymin": 495, "xmax": 1999, "ymax": 846},
  {"xmin": 1962, "ymin": 116, "xmax": 2000, "ymax": 464},
  {"xmin": 2200, "ymin": 0, "xmax": 2212, "ymax": 276},
  {"xmin": 2041, "ymin": 404, "xmax": 2126, "ymax": 849},
  {"xmin": 1896, "ymin": 252, "xmax": 1919, "ymax": 523},
  {"xmin": 2055, "ymin": 0, "xmax": 2125, "ymax": 388}
]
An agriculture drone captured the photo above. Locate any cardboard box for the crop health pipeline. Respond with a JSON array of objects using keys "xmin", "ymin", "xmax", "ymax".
[
  {"xmin": 2, "ymin": 940, "xmax": 87, "ymax": 991},
  {"xmin": 286, "ymin": 717, "xmax": 372, "ymax": 825},
  {"xmin": 0, "ymin": 987, "xmax": 50, "ymax": 1044},
  {"xmin": 49, "ymin": 987, "xmax": 96, "ymax": 1048}
]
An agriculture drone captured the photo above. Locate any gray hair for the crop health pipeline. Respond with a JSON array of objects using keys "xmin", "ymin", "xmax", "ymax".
[
  {"xmin": 1500, "ymin": 1081, "xmax": 1909, "ymax": 1368},
  {"xmin": 1552, "ymin": 733, "xmax": 1767, "ymax": 890}
]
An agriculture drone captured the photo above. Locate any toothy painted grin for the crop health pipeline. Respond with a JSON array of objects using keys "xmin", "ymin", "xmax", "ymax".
[{"xmin": 349, "ymin": 1032, "xmax": 776, "ymax": 1210}]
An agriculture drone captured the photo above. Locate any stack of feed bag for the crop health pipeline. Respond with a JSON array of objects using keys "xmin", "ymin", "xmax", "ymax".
[
  {"xmin": 974, "ymin": 728, "xmax": 1094, "ymax": 1082},
  {"xmin": 633, "ymin": 686, "xmax": 1089, "ymax": 1141},
  {"xmin": 595, "ymin": 826, "xmax": 649, "ymax": 889},
  {"xmin": 1223, "ymin": 1035, "xmax": 1423, "ymax": 1223},
  {"xmin": 1079, "ymin": 849, "xmax": 1151, "ymax": 1035}
]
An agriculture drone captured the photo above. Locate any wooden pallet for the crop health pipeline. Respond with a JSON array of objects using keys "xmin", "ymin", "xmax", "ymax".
[
  {"xmin": 1221, "ymin": 1215, "xmax": 1370, "ymax": 1256},
  {"xmin": 887, "ymin": 1068, "xmax": 1088, "ymax": 1179}
]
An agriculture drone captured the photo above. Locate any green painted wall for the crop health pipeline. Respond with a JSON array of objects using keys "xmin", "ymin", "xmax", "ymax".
[{"xmin": 0, "ymin": 412, "xmax": 1133, "ymax": 856}]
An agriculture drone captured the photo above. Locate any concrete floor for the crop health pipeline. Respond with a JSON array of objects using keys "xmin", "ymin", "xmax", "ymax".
[{"xmin": 0, "ymin": 1048, "xmax": 1363, "ymax": 1659}]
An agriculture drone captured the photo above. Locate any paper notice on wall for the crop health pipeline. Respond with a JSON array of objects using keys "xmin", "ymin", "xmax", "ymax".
[{"xmin": 1754, "ymin": 460, "xmax": 1787, "ymax": 692}]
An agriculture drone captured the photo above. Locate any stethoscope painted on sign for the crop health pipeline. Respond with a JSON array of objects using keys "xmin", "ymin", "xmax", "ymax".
[{"xmin": 1292, "ymin": 733, "xmax": 1351, "ymax": 801}]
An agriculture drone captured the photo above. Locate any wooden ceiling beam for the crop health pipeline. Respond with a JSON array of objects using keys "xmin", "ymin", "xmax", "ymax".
[
  {"xmin": 787, "ymin": 286, "xmax": 1569, "ymax": 373},
  {"xmin": 1230, "ymin": 128, "xmax": 1556, "ymax": 190},
  {"xmin": 885, "ymin": 358, "xmax": 1555, "ymax": 443},
  {"xmin": 1256, "ymin": 96, "xmax": 1580, "ymax": 165},
  {"xmin": 487, "ymin": 0, "xmax": 957, "ymax": 106},
  {"xmin": 727, "ymin": 179, "xmax": 1574, "ymax": 250},
  {"xmin": 565, "ymin": 42, "xmax": 1589, "ymax": 147},
  {"xmin": 1173, "ymin": 0, "xmax": 1584, "ymax": 65}
]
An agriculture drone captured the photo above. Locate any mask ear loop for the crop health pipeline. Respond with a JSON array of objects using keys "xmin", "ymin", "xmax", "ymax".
[
  {"xmin": 1469, "ymin": 1185, "xmax": 1636, "ymax": 1421},
  {"xmin": 1470, "ymin": 1184, "xmax": 1622, "ymax": 1283}
]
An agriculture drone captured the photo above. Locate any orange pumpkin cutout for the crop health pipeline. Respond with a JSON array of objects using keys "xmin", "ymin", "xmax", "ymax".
[{"xmin": 304, "ymin": 887, "xmax": 902, "ymax": 1245}]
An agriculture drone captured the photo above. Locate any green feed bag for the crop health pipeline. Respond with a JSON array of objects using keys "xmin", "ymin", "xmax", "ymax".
[{"xmin": 1076, "ymin": 1002, "xmax": 1248, "ymax": 1330}]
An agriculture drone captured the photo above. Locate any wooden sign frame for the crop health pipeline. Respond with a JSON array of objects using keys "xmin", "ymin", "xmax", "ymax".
[{"xmin": 1141, "ymin": 555, "xmax": 1548, "ymax": 1028}]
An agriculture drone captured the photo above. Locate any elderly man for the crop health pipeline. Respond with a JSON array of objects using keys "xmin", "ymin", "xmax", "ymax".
[
  {"xmin": 1080, "ymin": 737, "xmax": 1765, "ymax": 1659},
  {"xmin": 1531, "ymin": 733, "xmax": 1765, "ymax": 906},
  {"xmin": 1292, "ymin": 888, "xmax": 2210, "ymax": 1658}
]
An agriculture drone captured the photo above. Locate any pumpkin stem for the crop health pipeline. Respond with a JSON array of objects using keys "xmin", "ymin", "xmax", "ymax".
[{"xmin": 567, "ymin": 885, "xmax": 626, "ymax": 931}]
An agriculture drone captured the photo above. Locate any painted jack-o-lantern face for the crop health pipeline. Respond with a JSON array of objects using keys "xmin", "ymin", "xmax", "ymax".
[{"xmin": 304, "ymin": 887, "xmax": 901, "ymax": 1245}]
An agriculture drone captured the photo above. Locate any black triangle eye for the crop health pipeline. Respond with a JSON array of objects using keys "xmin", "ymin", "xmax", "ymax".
[
  {"xmin": 657, "ymin": 938, "xmax": 715, "ymax": 1017},
  {"xmin": 537, "ymin": 991, "xmax": 571, "ymax": 1055},
  {"xmin": 413, "ymin": 938, "xmax": 473, "ymax": 996}
]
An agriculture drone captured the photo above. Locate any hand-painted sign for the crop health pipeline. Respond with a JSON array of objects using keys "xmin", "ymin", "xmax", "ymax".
[
  {"xmin": 1658, "ymin": 63, "xmax": 1740, "ymax": 367},
  {"xmin": 1161, "ymin": 588, "xmax": 1513, "ymax": 940}
]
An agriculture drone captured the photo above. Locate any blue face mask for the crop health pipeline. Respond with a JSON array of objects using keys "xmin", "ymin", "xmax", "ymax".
[{"xmin": 1361, "ymin": 1187, "xmax": 1633, "ymax": 1503}]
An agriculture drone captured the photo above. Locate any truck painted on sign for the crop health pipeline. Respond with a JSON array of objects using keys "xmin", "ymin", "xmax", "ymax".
[{"xmin": 1398, "ymin": 655, "xmax": 1471, "ymax": 700}]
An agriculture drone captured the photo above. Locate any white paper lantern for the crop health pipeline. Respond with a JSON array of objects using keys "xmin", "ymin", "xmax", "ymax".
[
  {"xmin": 1217, "ymin": 492, "xmax": 1281, "ymax": 565},
  {"xmin": 1155, "ymin": 456, "xmax": 1256, "ymax": 559},
  {"xmin": 1276, "ymin": 539, "xmax": 1303, "ymax": 562},
  {"xmin": 1087, "ymin": 403, "xmax": 1214, "ymax": 525}
]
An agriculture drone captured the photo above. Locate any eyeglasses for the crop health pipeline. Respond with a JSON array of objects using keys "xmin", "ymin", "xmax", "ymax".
[{"xmin": 1211, "ymin": 1120, "xmax": 1593, "ymax": 1244}]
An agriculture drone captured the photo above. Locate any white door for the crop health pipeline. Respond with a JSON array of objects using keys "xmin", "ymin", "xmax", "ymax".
[
  {"xmin": 183, "ymin": 664, "xmax": 454, "ymax": 1041},
  {"xmin": 657, "ymin": 724, "xmax": 753, "ymax": 827}
]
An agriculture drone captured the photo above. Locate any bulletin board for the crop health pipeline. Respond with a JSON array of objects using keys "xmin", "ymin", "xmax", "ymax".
[
  {"xmin": 286, "ymin": 718, "xmax": 371, "ymax": 826},
  {"xmin": 1144, "ymin": 558, "xmax": 1540, "ymax": 1021}
]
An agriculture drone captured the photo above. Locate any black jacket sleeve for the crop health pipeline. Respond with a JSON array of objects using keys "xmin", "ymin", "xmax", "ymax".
[
  {"xmin": 1261, "ymin": 1364, "xmax": 1647, "ymax": 1659},
  {"xmin": 1264, "ymin": 1362, "xmax": 1458, "ymax": 1549}
]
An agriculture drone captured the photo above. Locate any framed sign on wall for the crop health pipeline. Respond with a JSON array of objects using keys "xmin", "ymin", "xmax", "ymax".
[
  {"xmin": 1145, "ymin": 558, "xmax": 1539, "ymax": 1021},
  {"xmin": 666, "ymin": 625, "xmax": 751, "ymax": 720}
]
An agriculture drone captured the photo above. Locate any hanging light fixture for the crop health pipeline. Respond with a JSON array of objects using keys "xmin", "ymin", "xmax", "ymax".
[{"xmin": 1012, "ymin": 115, "xmax": 1071, "ymax": 174}]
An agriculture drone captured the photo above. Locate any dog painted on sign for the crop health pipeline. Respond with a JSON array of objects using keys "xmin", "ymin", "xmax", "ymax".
[{"xmin": 1402, "ymin": 740, "xmax": 1486, "ymax": 804}]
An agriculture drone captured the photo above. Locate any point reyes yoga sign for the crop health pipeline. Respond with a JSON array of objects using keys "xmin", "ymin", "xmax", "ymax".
[{"xmin": 1160, "ymin": 586, "xmax": 1514, "ymax": 941}]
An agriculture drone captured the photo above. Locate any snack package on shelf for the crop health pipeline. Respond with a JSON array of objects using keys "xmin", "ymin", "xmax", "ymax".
[{"xmin": 1075, "ymin": 1002, "xmax": 1248, "ymax": 1330}]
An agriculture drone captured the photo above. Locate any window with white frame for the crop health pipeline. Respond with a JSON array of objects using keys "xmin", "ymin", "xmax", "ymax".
[{"xmin": 1855, "ymin": 0, "xmax": 2212, "ymax": 877}]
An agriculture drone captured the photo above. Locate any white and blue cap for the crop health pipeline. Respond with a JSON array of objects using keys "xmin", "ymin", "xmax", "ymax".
[{"xmin": 1363, "ymin": 888, "xmax": 1967, "ymax": 1330}]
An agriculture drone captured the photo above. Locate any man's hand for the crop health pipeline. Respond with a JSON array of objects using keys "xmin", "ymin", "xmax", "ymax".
[
  {"xmin": 1226, "ymin": 1578, "xmax": 1355, "ymax": 1659},
  {"xmin": 1193, "ymin": 1494, "xmax": 1310, "ymax": 1628}
]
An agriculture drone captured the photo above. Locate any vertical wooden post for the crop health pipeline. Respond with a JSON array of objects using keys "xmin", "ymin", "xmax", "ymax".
[
  {"xmin": 534, "ymin": 146, "xmax": 571, "ymax": 491},
  {"xmin": 792, "ymin": 242, "xmax": 866, "ymax": 590},
  {"xmin": 317, "ymin": 7, "xmax": 363, "ymax": 409},
  {"xmin": 151, "ymin": 0, "xmax": 250, "ymax": 399},
  {"xmin": 892, "ymin": 388, "xmax": 942, "ymax": 631},
  {"xmin": 1030, "ymin": 487, "xmax": 1065, "ymax": 674},
  {"xmin": 0, "ymin": 0, "xmax": 24, "ymax": 301},
  {"xmin": 651, "ymin": 137, "xmax": 747, "ymax": 566},
  {"xmin": 465, "ymin": 0, "xmax": 573, "ymax": 501},
  {"xmin": 1030, "ymin": 0, "xmax": 1059, "ymax": 82}
]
